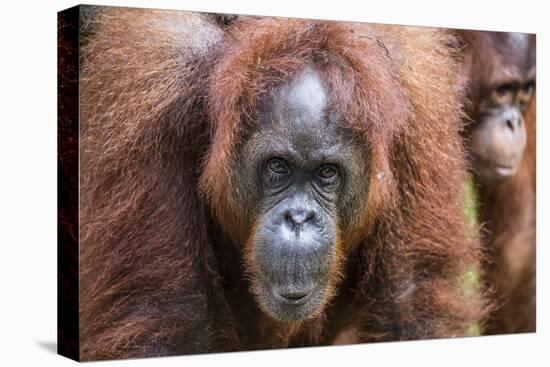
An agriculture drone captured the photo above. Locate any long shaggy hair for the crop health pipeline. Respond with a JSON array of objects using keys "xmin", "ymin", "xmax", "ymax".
[
  {"xmin": 78, "ymin": 8, "xmax": 487, "ymax": 360},
  {"xmin": 458, "ymin": 30, "xmax": 536, "ymax": 334},
  {"xmin": 477, "ymin": 93, "xmax": 536, "ymax": 334}
]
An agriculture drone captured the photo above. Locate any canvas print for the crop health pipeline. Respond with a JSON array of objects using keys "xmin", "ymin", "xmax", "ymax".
[{"xmin": 57, "ymin": 5, "xmax": 536, "ymax": 362}]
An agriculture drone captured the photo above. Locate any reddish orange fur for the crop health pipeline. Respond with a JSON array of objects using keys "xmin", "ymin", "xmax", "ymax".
[
  {"xmin": 79, "ymin": 8, "xmax": 487, "ymax": 360},
  {"xmin": 79, "ymin": 8, "xmax": 239, "ymax": 360},
  {"xmin": 201, "ymin": 19, "xmax": 487, "ymax": 343},
  {"xmin": 457, "ymin": 31, "xmax": 536, "ymax": 334},
  {"xmin": 478, "ymin": 93, "xmax": 536, "ymax": 334}
]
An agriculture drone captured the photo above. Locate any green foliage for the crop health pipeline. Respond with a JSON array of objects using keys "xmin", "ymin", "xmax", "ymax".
[
  {"xmin": 460, "ymin": 267, "xmax": 479, "ymax": 298},
  {"xmin": 466, "ymin": 322, "xmax": 482, "ymax": 336},
  {"xmin": 463, "ymin": 177, "xmax": 479, "ymax": 234},
  {"xmin": 461, "ymin": 177, "xmax": 482, "ymax": 337}
]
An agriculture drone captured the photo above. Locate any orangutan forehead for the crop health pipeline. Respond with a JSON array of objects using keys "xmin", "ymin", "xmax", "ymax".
[
  {"xmin": 494, "ymin": 32, "xmax": 533, "ymax": 72},
  {"xmin": 260, "ymin": 68, "xmax": 330, "ymax": 128},
  {"xmin": 254, "ymin": 67, "xmax": 353, "ymax": 158},
  {"xmin": 506, "ymin": 33, "xmax": 529, "ymax": 53},
  {"xmin": 273, "ymin": 68, "xmax": 328, "ymax": 117}
]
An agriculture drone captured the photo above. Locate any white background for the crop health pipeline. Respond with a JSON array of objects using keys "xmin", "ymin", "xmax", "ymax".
[{"xmin": 0, "ymin": 0, "xmax": 548, "ymax": 365}]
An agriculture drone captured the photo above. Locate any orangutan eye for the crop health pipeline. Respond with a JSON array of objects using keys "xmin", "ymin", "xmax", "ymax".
[
  {"xmin": 317, "ymin": 164, "xmax": 338, "ymax": 179},
  {"xmin": 492, "ymin": 83, "xmax": 515, "ymax": 105},
  {"xmin": 520, "ymin": 82, "xmax": 534, "ymax": 99},
  {"xmin": 267, "ymin": 158, "xmax": 290, "ymax": 175},
  {"xmin": 518, "ymin": 82, "xmax": 535, "ymax": 109},
  {"xmin": 496, "ymin": 84, "xmax": 513, "ymax": 97}
]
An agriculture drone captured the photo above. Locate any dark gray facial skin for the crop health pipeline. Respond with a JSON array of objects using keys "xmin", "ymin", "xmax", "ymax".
[
  {"xmin": 470, "ymin": 33, "xmax": 534, "ymax": 184},
  {"xmin": 230, "ymin": 68, "xmax": 371, "ymax": 322}
]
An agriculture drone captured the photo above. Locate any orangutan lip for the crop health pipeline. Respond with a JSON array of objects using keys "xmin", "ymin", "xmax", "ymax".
[
  {"xmin": 256, "ymin": 270, "xmax": 317, "ymax": 303},
  {"xmin": 475, "ymin": 157, "xmax": 516, "ymax": 177},
  {"xmin": 275, "ymin": 290, "xmax": 312, "ymax": 304},
  {"xmin": 268, "ymin": 285, "xmax": 321, "ymax": 306},
  {"xmin": 271, "ymin": 285, "xmax": 318, "ymax": 305},
  {"xmin": 493, "ymin": 165, "xmax": 515, "ymax": 176}
]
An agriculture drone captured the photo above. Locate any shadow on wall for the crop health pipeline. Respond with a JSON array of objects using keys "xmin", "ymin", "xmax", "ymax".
[{"xmin": 36, "ymin": 341, "xmax": 57, "ymax": 354}]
